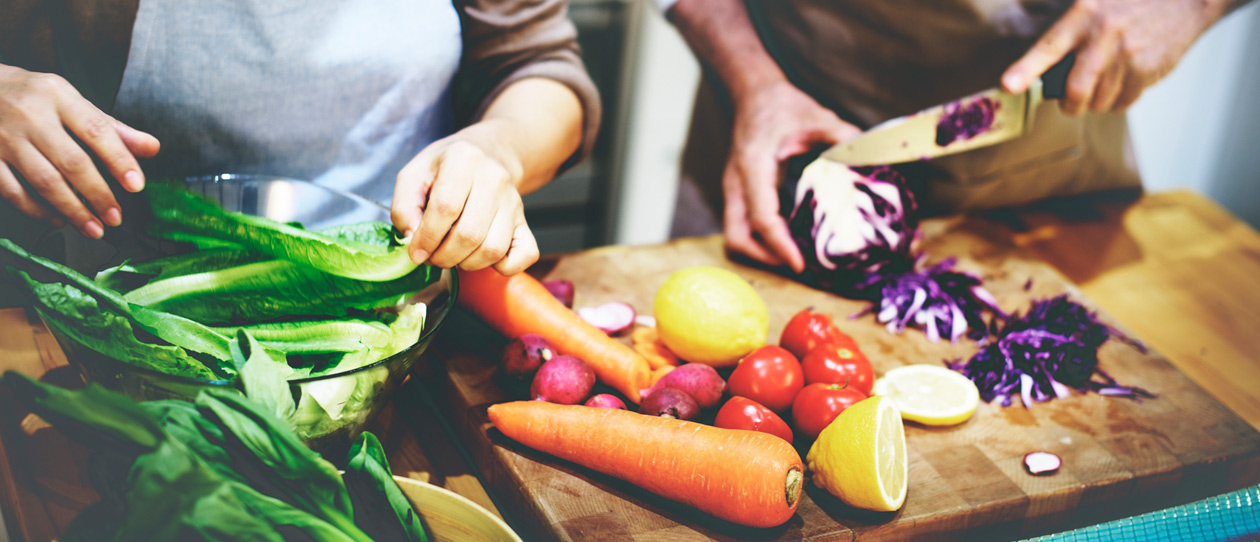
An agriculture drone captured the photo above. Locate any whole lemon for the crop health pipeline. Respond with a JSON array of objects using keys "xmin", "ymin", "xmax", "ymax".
[{"xmin": 653, "ymin": 266, "xmax": 768, "ymax": 367}]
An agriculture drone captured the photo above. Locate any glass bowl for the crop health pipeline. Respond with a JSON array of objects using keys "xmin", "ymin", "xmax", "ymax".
[{"xmin": 44, "ymin": 174, "xmax": 457, "ymax": 458}]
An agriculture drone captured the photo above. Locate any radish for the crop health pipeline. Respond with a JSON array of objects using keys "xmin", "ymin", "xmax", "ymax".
[
  {"xmin": 639, "ymin": 363, "xmax": 726, "ymax": 410},
  {"xmin": 584, "ymin": 393, "xmax": 627, "ymax": 410},
  {"xmin": 531, "ymin": 355, "xmax": 596, "ymax": 405},
  {"xmin": 578, "ymin": 302, "xmax": 636, "ymax": 335},
  {"xmin": 1023, "ymin": 452, "xmax": 1061, "ymax": 475},
  {"xmin": 502, "ymin": 334, "xmax": 555, "ymax": 382},
  {"xmin": 639, "ymin": 387, "xmax": 700, "ymax": 421},
  {"xmin": 542, "ymin": 279, "xmax": 575, "ymax": 308}
]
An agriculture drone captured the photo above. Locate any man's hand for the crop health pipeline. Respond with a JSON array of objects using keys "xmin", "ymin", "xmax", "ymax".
[
  {"xmin": 0, "ymin": 65, "xmax": 160, "ymax": 238},
  {"xmin": 391, "ymin": 120, "xmax": 539, "ymax": 276},
  {"xmin": 722, "ymin": 80, "xmax": 860, "ymax": 273},
  {"xmin": 1001, "ymin": 0, "xmax": 1232, "ymax": 115}
]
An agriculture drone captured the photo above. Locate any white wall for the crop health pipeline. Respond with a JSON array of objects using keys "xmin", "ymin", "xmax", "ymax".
[{"xmin": 615, "ymin": 3, "xmax": 1260, "ymax": 245}]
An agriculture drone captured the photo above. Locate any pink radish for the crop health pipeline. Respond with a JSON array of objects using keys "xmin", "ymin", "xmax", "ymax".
[
  {"xmin": 639, "ymin": 387, "xmax": 700, "ymax": 421},
  {"xmin": 584, "ymin": 394, "xmax": 627, "ymax": 410},
  {"xmin": 542, "ymin": 279, "xmax": 575, "ymax": 308},
  {"xmin": 578, "ymin": 302, "xmax": 636, "ymax": 335},
  {"xmin": 639, "ymin": 363, "xmax": 726, "ymax": 410},
  {"xmin": 531, "ymin": 355, "xmax": 596, "ymax": 405},
  {"xmin": 1023, "ymin": 452, "xmax": 1062, "ymax": 475},
  {"xmin": 502, "ymin": 334, "xmax": 555, "ymax": 382}
]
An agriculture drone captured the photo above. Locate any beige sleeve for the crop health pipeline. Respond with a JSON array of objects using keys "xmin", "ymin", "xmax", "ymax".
[{"xmin": 455, "ymin": 0, "xmax": 602, "ymax": 171}]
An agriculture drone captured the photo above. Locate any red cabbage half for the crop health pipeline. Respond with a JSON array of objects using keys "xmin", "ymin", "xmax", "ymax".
[
  {"xmin": 783, "ymin": 156, "xmax": 919, "ymax": 298},
  {"xmin": 946, "ymin": 295, "xmax": 1154, "ymax": 407}
]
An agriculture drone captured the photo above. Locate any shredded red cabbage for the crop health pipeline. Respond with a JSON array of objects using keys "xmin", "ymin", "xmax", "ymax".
[
  {"xmin": 851, "ymin": 256, "xmax": 1006, "ymax": 343},
  {"xmin": 946, "ymin": 295, "xmax": 1154, "ymax": 407},
  {"xmin": 936, "ymin": 96, "xmax": 999, "ymax": 146}
]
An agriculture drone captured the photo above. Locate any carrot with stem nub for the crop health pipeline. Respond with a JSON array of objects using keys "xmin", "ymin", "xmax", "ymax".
[
  {"xmin": 488, "ymin": 401, "xmax": 805, "ymax": 528},
  {"xmin": 458, "ymin": 268, "xmax": 652, "ymax": 403}
]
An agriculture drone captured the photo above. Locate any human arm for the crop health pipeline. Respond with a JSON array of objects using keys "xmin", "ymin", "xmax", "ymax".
[
  {"xmin": 667, "ymin": 0, "xmax": 861, "ymax": 274},
  {"xmin": 1001, "ymin": 0, "xmax": 1250, "ymax": 115},
  {"xmin": 390, "ymin": 0, "xmax": 595, "ymax": 276},
  {"xmin": 0, "ymin": 64, "xmax": 159, "ymax": 239}
]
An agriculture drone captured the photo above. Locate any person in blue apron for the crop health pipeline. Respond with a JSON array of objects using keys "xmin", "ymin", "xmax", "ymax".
[
  {"xmin": 659, "ymin": 0, "xmax": 1246, "ymax": 274},
  {"xmin": 0, "ymin": 0, "xmax": 600, "ymax": 276}
]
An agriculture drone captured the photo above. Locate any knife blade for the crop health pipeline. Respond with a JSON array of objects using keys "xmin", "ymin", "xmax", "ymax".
[{"xmin": 821, "ymin": 55, "xmax": 1075, "ymax": 167}]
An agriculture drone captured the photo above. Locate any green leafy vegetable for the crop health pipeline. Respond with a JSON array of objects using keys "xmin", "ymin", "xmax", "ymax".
[
  {"xmin": 123, "ymin": 259, "xmax": 435, "ymax": 324},
  {"xmin": 147, "ymin": 181, "xmax": 418, "ymax": 281},
  {"xmin": 345, "ymin": 432, "xmax": 430, "ymax": 542}
]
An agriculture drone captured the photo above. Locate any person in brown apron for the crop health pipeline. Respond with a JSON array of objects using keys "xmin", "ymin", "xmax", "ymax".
[{"xmin": 663, "ymin": 0, "xmax": 1245, "ymax": 273}]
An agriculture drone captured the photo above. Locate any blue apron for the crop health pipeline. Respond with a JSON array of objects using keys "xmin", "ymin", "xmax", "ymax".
[{"xmin": 112, "ymin": 0, "xmax": 463, "ymax": 207}]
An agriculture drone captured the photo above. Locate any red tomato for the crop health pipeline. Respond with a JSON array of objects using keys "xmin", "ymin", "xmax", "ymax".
[
  {"xmin": 780, "ymin": 308, "xmax": 863, "ymax": 361},
  {"xmin": 791, "ymin": 382, "xmax": 868, "ymax": 441},
  {"xmin": 714, "ymin": 396, "xmax": 794, "ymax": 443},
  {"xmin": 800, "ymin": 344, "xmax": 874, "ymax": 395},
  {"xmin": 726, "ymin": 345, "xmax": 804, "ymax": 413}
]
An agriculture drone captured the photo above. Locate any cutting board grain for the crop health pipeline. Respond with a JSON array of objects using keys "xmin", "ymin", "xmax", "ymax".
[{"xmin": 425, "ymin": 194, "xmax": 1260, "ymax": 541}]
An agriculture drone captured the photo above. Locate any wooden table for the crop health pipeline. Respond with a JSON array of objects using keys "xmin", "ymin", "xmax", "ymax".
[{"xmin": 3, "ymin": 190, "xmax": 1260, "ymax": 541}]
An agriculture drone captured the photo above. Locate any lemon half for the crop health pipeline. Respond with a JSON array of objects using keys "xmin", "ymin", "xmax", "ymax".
[
  {"xmin": 807, "ymin": 396, "xmax": 908, "ymax": 512},
  {"xmin": 872, "ymin": 364, "xmax": 980, "ymax": 426}
]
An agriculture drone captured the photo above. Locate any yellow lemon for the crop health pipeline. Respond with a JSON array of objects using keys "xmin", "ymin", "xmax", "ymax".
[
  {"xmin": 872, "ymin": 364, "xmax": 980, "ymax": 426},
  {"xmin": 807, "ymin": 396, "xmax": 908, "ymax": 512},
  {"xmin": 653, "ymin": 266, "xmax": 768, "ymax": 367}
]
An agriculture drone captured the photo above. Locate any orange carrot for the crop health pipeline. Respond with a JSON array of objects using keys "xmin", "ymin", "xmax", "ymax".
[
  {"xmin": 487, "ymin": 401, "xmax": 805, "ymax": 528},
  {"xmin": 459, "ymin": 268, "xmax": 652, "ymax": 403},
  {"xmin": 632, "ymin": 325, "xmax": 680, "ymax": 369}
]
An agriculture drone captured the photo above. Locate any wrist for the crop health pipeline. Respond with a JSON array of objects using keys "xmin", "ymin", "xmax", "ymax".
[{"xmin": 455, "ymin": 119, "xmax": 526, "ymax": 189}]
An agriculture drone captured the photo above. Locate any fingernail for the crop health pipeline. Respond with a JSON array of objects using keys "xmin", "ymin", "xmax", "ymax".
[
  {"xmin": 1002, "ymin": 74, "xmax": 1020, "ymax": 91},
  {"xmin": 124, "ymin": 170, "xmax": 144, "ymax": 192},
  {"xmin": 410, "ymin": 249, "xmax": 429, "ymax": 265},
  {"xmin": 103, "ymin": 208, "xmax": 122, "ymax": 227},
  {"xmin": 83, "ymin": 220, "xmax": 104, "ymax": 239}
]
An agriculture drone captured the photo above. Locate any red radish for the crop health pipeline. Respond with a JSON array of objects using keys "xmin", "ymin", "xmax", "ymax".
[
  {"xmin": 639, "ymin": 387, "xmax": 700, "ymax": 421},
  {"xmin": 531, "ymin": 355, "xmax": 596, "ymax": 405},
  {"xmin": 584, "ymin": 394, "xmax": 627, "ymax": 410},
  {"xmin": 578, "ymin": 302, "xmax": 637, "ymax": 335},
  {"xmin": 502, "ymin": 334, "xmax": 555, "ymax": 382},
  {"xmin": 1023, "ymin": 452, "xmax": 1062, "ymax": 475},
  {"xmin": 542, "ymin": 279, "xmax": 575, "ymax": 308},
  {"xmin": 639, "ymin": 363, "xmax": 726, "ymax": 410}
]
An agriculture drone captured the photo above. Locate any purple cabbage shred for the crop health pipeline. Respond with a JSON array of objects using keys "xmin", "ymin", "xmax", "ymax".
[
  {"xmin": 850, "ymin": 256, "xmax": 1006, "ymax": 343},
  {"xmin": 946, "ymin": 295, "xmax": 1154, "ymax": 408},
  {"xmin": 935, "ymin": 97, "xmax": 999, "ymax": 147}
]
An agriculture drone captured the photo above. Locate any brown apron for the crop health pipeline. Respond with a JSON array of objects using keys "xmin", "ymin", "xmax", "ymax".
[{"xmin": 670, "ymin": 0, "xmax": 1142, "ymax": 238}]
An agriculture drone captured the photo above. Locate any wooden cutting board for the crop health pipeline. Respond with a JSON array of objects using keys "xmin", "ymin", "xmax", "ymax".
[{"xmin": 424, "ymin": 205, "xmax": 1260, "ymax": 541}]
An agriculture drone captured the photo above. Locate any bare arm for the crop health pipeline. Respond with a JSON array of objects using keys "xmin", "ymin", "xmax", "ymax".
[{"xmin": 668, "ymin": 0, "xmax": 860, "ymax": 273}]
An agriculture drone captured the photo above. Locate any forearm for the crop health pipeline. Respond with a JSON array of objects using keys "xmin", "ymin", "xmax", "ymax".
[
  {"xmin": 667, "ymin": 0, "xmax": 787, "ymax": 102},
  {"xmin": 477, "ymin": 76, "xmax": 583, "ymax": 195}
]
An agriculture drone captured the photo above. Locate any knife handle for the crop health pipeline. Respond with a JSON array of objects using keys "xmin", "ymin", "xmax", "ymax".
[{"xmin": 1040, "ymin": 53, "xmax": 1076, "ymax": 99}]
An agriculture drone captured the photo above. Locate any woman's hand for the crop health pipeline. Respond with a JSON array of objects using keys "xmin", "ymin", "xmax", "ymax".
[
  {"xmin": 723, "ymin": 80, "xmax": 860, "ymax": 273},
  {"xmin": 392, "ymin": 77, "xmax": 582, "ymax": 276},
  {"xmin": 0, "ymin": 65, "xmax": 159, "ymax": 238},
  {"xmin": 1001, "ymin": 0, "xmax": 1233, "ymax": 115},
  {"xmin": 391, "ymin": 120, "xmax": 539, "ymax": 275}
]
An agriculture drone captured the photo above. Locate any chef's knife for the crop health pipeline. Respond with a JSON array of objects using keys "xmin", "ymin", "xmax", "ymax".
[{"xmin": 821, "ymin": 55, "xmax": 1075, "ymax": 167}]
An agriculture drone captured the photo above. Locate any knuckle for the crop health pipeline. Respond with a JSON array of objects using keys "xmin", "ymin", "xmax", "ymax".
[
  {"xmin": 81, "ymin": 114, "xmax": 114, "ymax": 141},
  {"xmin": 451, "ymin": 227, "xmax": 483, "ymax": 248},
  {"xmin": 29, "ymin": 72, "xmax": 69, "ymax": 94},
  {"xmin": 428, "ymin": 199, "xmax": 462, "ymax": 221}
]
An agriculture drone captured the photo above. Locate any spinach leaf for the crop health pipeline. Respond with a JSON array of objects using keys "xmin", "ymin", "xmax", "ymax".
[
  {"xmin": 345, "ymin": 432, "xmax": 430, "ymax": 542},
  {"xmin": 147, "ymin": 181, "xmax": 418, "ymax": 281},
  {"xmin": 124, "ymin": 259, "xmax": 436, "ymax": 325},
  {"xmin": 2, "ymin": 372, "xmax": 163, "ymax": 457},
  {"xmin": 15, "ymin": 272, "xmax": 224, "ymax": 380},
  {"xmin": 196, "ymin": 388, "xmax": 357, "ymax": 532},
  {"xmin": 234, "ymin": 329, "xmax": 298, "ymax": 423},
  {"xmin": 1, "ymin": 238, "xmax": 130, "ymax": 314},
  {"xmin": 96, "ymin": 248, "xmax": 264, "ymax": 292}
]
